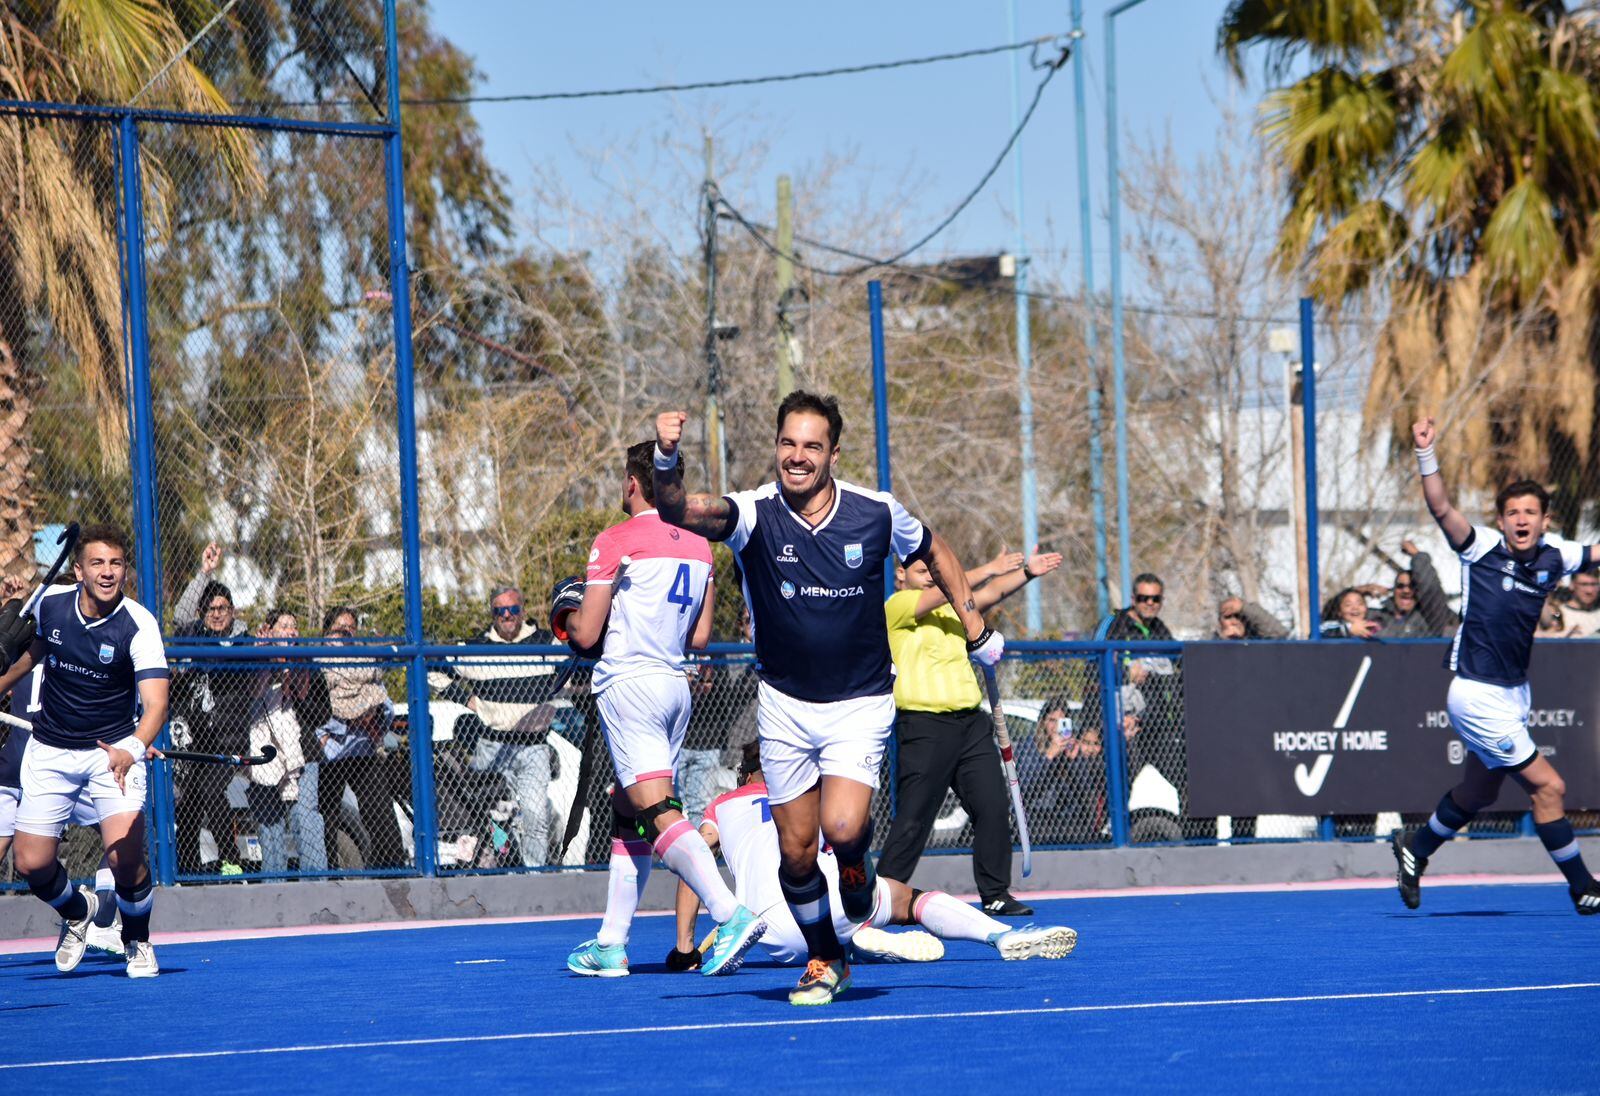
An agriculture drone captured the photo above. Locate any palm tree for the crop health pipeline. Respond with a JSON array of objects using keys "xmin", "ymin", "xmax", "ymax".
[
  {"xmin": 1220, "ymin": 1, "xmax": 1600, "ymax": 528},
  {"xmin": 0, "ymin": 0, "xmax": 258, "ymax": 576}
]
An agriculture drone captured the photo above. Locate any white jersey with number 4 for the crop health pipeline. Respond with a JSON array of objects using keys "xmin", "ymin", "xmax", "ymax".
[{"xmin": 585, "ymin": 509, "xmax": 713, "ymax": 693}]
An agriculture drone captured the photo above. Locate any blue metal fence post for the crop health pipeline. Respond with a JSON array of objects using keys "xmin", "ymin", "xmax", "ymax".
[
  {"xmin": 382, "ymin": 0, "xmax": 435, "ymax": 876},
  {"xmin": 116, "ymin": 114, "xmax": 175, "ymax": 887},
  {"xmin": 869, "ymin": 280, "xmax": 895, "ymax": 605},
  {"xmin": 1106, "ymin": 0, "xmax": 1156, "ymax": 608},
  {"xmin": 1071, "ymin": 0, "xmax": 1110, "ymax": 621},
  {"xmin": 1299, "ymin": 297, "xmax": 1320, "ymax": 639},
  {"xmin": 1098, "ymin": 651, "xmax": 1131, "ymax": 846}
]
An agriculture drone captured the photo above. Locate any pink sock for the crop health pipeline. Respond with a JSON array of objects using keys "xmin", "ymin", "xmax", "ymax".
[
  {"xmin": 655, "ymin": 819, "xmax": 738, "ymax": 924},
  {"xmin": 914, "ymin": 891, "xmax": 1010, "ymax": 943},
  {"xmin": 596, "ymin": 838, "xmax": 652, "ymax": 947}
]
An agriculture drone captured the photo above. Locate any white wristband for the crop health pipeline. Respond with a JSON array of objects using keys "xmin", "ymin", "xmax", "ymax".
[
  {"xmin": 654, "ymin": 445, "xmax": 678, "ymax": 472},
  {"xmin": 1415, "ymin": 445, "xmax": 1438, "ymax": 477}
]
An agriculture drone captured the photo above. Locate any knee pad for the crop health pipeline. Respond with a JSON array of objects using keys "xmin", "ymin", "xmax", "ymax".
[{"xmin": 632, "ymin": 796, "xmax": 684, "ymax": 843}]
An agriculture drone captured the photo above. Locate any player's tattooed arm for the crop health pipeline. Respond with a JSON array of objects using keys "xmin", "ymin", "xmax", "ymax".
[
  {"xmin": 1413, "ymin": 417, "xmax": 1472, "ymax": 549},
  {"xmin": 922, "ymin": 531, "xmax": 987, "ymax": 642},
  {"xmin": 653, "ymin": 410, "xmax": 737, "ymax": 540}
]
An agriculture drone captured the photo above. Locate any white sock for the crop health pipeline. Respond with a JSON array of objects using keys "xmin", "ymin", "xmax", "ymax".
[
  {"xmin": 655, "ymin": 819, "xmax": 738, "ymax": 923},
  {"xmin": 596, "ymin": 838, "xmax": 652, "ymax": 948},
  {"xmin": 95, "ymin": 866, "xmax": 115, "ymax": 893},
  {"xmin": 914, "ymin": 891, "xmax": 1010, "ymax": 944}
]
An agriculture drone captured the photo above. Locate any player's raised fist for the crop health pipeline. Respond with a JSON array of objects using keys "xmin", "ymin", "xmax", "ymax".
[
  {"xmin": 656, "ymin": 411, "xmax": 688, "ymax": 457},
  {"xmin": 1412, "ymin": 417, "xmax": 1436, "ymax": 449}
]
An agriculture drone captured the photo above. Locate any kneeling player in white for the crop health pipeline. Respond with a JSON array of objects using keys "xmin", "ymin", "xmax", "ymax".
[
  {"xmin": 0, "ymin": 526, "xmax": 168, "ymax": 976},
  {"xmin": 559, "ymin": 442, "xmax": 766, "ymax": 978},
  {"xmin": 670, "ymin": 746, "xmax": 1075, "ymax": 968}
]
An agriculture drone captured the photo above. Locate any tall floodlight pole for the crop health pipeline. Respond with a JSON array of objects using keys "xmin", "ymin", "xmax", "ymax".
[
  {"xmin": 1105, "ymin": 0, "xmax": 1157, "ymax": 607},
  {"xmin": 1071, "ymin": 0, "xmax": 1110, "ymax": 620},
  {"xmin": 1009, "ymin": 0, "xmax": 1041, "ymax": 633}
]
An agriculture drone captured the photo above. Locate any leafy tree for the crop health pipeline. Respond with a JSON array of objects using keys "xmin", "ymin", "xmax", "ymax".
[{"xmin": 1221, "ymin": 0, "xmax": 1600, "ymax": 528}]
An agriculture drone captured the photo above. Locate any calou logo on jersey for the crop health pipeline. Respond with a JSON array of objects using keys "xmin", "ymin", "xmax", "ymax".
[{"xmin": 843, "ymin": 543, "xmax": 863, "ymax": 569}]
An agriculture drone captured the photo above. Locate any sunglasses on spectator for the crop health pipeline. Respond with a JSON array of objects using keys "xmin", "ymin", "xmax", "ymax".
[
  {"xmin": 1394, "ymin": 582, "xmax": 1414, "ymax": 591},
  {"xmin": 1220, "ymin": 611, "xmax": 1242, "ymax": 621},
  {"xmin": 492, "ymin": 605, "xmax": 524, "ymax": 618},
  {"xmin": 1134, "ymin": 594, "xmax": 1163, "ymax": 604}
]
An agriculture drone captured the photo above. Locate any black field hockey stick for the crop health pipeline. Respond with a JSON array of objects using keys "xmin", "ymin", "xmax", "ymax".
[
  {"xmin": 158, "ymin": 744, "xmax": 278, "ymax": 767},
  {"xmin": 23, "ymin": 521, "xmax": 81, "ymax": 615},
  {"xmin": 977, "ymin": 662, "xmax": 1034, "ymax": 878}
]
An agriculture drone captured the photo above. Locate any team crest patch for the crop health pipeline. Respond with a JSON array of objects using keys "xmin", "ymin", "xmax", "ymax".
[
  {"xmin": 1501, "ymin": 576, "xmax": 1514, "ymax": 592},
  {"xmin": 1496, "ymin": 737, "xmax": 1515, "ymax": 753},
  {"xmin": 1536, "ymin": 570, "xmax": 1549, "ymax": 585},
  {"xmin": 781, "ymin": 580, "xmax": 796, "ymax": 600},
  {"xmin": 98, "ymin": 643, "xmax": 114, "ymax": 664},
  {"xmin": 844, "ymin": 543, "xmax": 863, "ymax": 569}
]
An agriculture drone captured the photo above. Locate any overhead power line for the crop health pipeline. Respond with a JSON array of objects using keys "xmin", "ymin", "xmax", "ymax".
[
  {"xmin": 275, "ymin": 33, "xmax": 1075, "ymax": 110},
  {"xmin": 715, "ymin": 39, "xmax": 1072, "ymax": 277}
]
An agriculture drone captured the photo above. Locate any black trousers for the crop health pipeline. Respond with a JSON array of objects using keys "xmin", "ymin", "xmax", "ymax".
[
  {"xmin": 876, "ymin": 707, "xmax": 1013, "ymax": 902},
  {"xmin": 175, "ymin": 763, "xmax": 236, "ymax": 873},
  {"xmin": 318, "ymin": 755, "xmax": 407, "ymax": 869}
]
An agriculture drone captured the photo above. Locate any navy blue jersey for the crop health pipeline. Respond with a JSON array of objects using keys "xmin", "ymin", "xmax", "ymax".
[
  {"xmin": 32, "ymin": 585, "xmax": 168, "ymax": 750},
  {"xmin": 722, "ymin": 480, "xmax": 932, "ymax": 702},
  {"xmin": 0, "ymin": 665, "xmax": 44, "ymax": 787},
  {"xmin": 1448, "ymin": 525, "xmax": 1589, "ymax": 687}
]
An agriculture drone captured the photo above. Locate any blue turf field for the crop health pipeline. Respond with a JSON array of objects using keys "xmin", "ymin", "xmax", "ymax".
[{"xmin": 2, "ymin": 882, "xmax": 1597, "ymax": 1092}]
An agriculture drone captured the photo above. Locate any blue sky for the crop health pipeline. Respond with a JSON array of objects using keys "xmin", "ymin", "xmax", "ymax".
[{"xmin": 427, "ymin": 1, "xmax": 1254, "ymax": 291}]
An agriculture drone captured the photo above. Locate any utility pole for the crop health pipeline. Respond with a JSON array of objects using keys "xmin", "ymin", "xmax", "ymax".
[
  {"xmin": 703, "ymin": 135, "xmax": 729, "ymax": 495},
  {"xmin": 775, "ymin": 174, "xmax": 799, "ymax": 400}
]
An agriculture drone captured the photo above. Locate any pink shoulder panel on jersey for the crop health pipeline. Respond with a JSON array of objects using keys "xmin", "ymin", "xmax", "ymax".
[
  {"xmin": 585, "ymin": 525, "xmax": 623, "ymax": 583},
  {"xmin": 617, "ymin": 513, "xmax": 713, "ymax": 565},
  {"xmin": 703, "ymin": 781, "xmax": 767, "ymax": 826}
]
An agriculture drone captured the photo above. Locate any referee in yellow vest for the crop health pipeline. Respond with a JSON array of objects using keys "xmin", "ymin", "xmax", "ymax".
[{"xmin": 878, "ymin": 546, "xmax": 1063, "ymax": 917}]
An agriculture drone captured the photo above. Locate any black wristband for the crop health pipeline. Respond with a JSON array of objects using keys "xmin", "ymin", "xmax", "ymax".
[
  {"xmin": 966, "ymin": 627, "xmax": 994, "ymax": 654},
  {"xmin": 1021, "ymin": 564, "xmax": 1037, "ymax": 581}
]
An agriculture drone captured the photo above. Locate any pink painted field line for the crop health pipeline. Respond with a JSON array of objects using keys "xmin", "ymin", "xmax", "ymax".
[{"xmin": 0, "ymin": 871, "xmax": 1564, "ymax": 956}]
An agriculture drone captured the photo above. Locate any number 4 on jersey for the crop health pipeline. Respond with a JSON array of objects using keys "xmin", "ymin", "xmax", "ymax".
[{"xmin": 667, "ymin": 562, "xmax": 694, "ymax": 614}]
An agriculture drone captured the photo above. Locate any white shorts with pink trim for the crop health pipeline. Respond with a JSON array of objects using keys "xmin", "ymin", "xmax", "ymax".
[
  {"xmin": 755, "ymin": 681, "xmax": 894, "ymax": 806},
  {"xmin": 595, "ymin": 671, "xmax": 691, "ymax": 788}
]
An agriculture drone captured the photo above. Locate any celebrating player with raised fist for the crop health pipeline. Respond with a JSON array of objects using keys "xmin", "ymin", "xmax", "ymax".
[
  {"xmin": 653, "ymin": 391, "xmax": 999, "ymax": 1005},
  {"xmin": 1394, "ymin": 416, "xmax": 1600, "ymax": 915}
]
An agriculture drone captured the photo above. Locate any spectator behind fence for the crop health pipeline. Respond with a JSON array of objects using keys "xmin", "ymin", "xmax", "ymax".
[
  {"xmin": 1319, "ymin": 588, "xmax": 1382, "ymax": 639},
  {"xmin": 170, "ymin": 544, "xmax": 256, "ymax": 873},
  {"xmin": 431, "ymin": 585, "xmax": 561, "ymax": 868},
  {"xmin": 1103, "ymin": 572, "xmax": 1175, "ymax": 642},
  {"xmin": 1212, "ymin": 597, "xmax": 1289, "ymax": 640},
  {"xmin": 317, "ymin": 606, "xmax": 407, "ymax": 869},
  {"xmin": 1558, "ymin": 570, "xmax": 1600, "ymax": 636},
  {"xmin": 242, "ymin": 608, "xmax": 327, "ymax": 875},
  {"xmin": 1016, "ymin": 697, "xmax": 1105, "ymax": 844},
  {"xmin": 1370, "ymin": 540, "xmax": 1458, "ymax": 637},
  {"xmin": 878, "ymin": 546, "xmax": 1064, "ymax": 918},
  {"xmin": 1102, "ymin": 572, "xmax": 1198, "ymax": 836},
  {"xmin": 1536, "ymin": 599, "xmax": 1579, "ymax": 638}
]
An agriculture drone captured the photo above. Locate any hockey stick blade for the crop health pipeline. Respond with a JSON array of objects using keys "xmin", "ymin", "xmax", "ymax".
[{"xmin": 158, "ymin": 744, "xmax": 278, "ymax": 767}]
